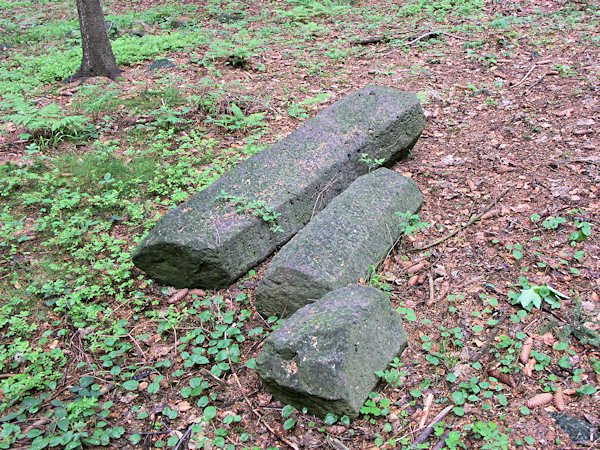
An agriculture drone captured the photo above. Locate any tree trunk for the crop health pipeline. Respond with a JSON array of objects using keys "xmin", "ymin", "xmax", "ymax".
[{"xmin": 68, "ymin": 0, "xmax": 120, "ymax": 81}]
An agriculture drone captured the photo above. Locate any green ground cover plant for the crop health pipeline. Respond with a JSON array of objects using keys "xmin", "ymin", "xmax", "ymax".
[{"xmin": 1, "ymin": 0, "xmax": 599, "ymax": 448}]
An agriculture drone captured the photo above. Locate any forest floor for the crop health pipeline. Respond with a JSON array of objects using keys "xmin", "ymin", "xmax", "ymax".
[{"xmin": 0, "ymin": 0, "xmax": 599, "ymax": 449}]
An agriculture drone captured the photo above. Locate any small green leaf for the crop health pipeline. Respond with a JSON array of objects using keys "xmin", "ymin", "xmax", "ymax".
[
  {"xmin": 79, "ymin": 376, "xmax": 95, "ymax": 388},
  {"xmin": 410, "ymin": 389, "xmax": 422, "ymax": 398},
  {"xmin": 204, "ymin": 405, "xmax": 217, "ymax": 420},
  {"xmin": 245, "ymin": 358, "xmax": 256, "ymax": 369},
  {"xmin": 452, "ymin": 406, "xmax": 465, "ymax": 416},
  {"xmin": 516, "ymin": 289, "xmax": 541, "ymax": 309},
  {"xmin": 577, "ymin": 385, "xmax": 597, "ymax": 395},
  {"xmin": 284, "ymin": 417, "xmax": 296, "ymax": 430},
  {"xmin": 27, "ymin": 428, "xmax": 44, "ymax": 438},
  {"xmin": 452, "ymin": 391, "xmax": 466, "ymax": 405},
  {"xmin": 324, "ymin": 413, "xmax": 338, "ymax": 425},
  {"xmin": 282, "ymin": 405, "xmax": 295, "ymax": 418},
  {"xmin": 122, "ymin": 380, "xmax": 139, "ymax": 391}
]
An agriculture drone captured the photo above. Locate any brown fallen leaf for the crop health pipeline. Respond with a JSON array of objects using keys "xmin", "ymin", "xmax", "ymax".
[
  {"xmin": 526, "ymin": 392, "xmax": 553, "ymax": 408},
  {"xmin": 523, "ymin": 358, "xmax": 536, "ymax": 378},
  {"xmin": 555, "ymin": 108, "xmax": 574, "ymax": 117},
  {"xmin": 487, "ymin": 368, "xmax": 516, "ymax": 388},
  {"xmin": 408, "ymin": 275, "xmax": 419, "ymax": 286},
  {"xmin": 177, "ymin": 401, "xmax": 192, "ymax": 412},
  {"xmin": 539, "ymin": 332, "xmax": 557, "ymax": 346}
]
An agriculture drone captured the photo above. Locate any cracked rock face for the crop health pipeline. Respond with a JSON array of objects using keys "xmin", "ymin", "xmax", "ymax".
[
  {"xmin": 255, "ymin": 285, "xmax": 407, "ymax": 418},
  {"xmin": 255, "ymin": 168, "xmax": 423, "ymax": 318},
  {"xmin": 132, "ymin": 86, "xmax": 424, "ymax": 289}
]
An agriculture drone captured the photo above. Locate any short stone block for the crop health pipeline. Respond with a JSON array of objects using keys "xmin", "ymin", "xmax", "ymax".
[{"xmin": 256, "ymin": 285, "xmax": 407, "ymax": 419}]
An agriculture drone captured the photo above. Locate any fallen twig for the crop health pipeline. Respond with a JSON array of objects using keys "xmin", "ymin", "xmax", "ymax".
[
  {"xmin": 405, "ymin": 30, "xmax": 465, "ymax": 47},
  {"xmin": 411, "ymin": 189, "xmax": 509, "ymax": 252},
  {"xmin": 511, "ymin": 64, "xmax": 536, "ymax": 88},
  {"xmin": 127, "ymin": 332, "xmax": 147, "ymax": 361},
  {"xmin": 312, "ymin": 176, "xmax": 338, "ymax": 220},
  {"xmin": 382, "ymin": 30, "xmax": 467, "ymax": 56},
  {"xmin": 410, "ymin": 405, "xmax": 454, "ymax": 448},
  {"xmin": 432, "ymin": 430, "xmax": 451, "ymax": 450},
  {"xmin": 229, "ymin": 357, "xmax": 299, "ymax": 450},
  {"xmin": 199, "ymin": 368, "xmax": 230, "ymax": 388},
  {"xmin": 354, "ymin": 35, "xmax": 391, "ymax": 45},
  {"xmin": 174, "ymin": 423, "xmax": 194, "ymax": 450},
  {"xmin": 419, "ymin": 393, "xmax": 434, "ymax": 429},
  {"xmin": 426, "ymin": 273, "xmax": 435, "ymax": 306},
  {"xmin": 471, "ymin": 312, "xmax": 509, "ymax": 364},
  {"xmin": 523, "ymin": 70, "xmax": 559, "ymax": 94}
]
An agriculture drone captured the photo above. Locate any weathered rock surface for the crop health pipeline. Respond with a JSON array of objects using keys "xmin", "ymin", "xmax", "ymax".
[
  {"xmin": 256, "ymin": 285, "xmax": 407, "ymax": 419},
  {"xmin": 255, "ymin": 168, "xmax": 423, "ymax": 318},
  {"xmin": 146, "ymin": 58, "xmax": 176, "ymax": 72},
  {"xmin": 132, "ymin": 85, "xmax": 424, "ymax": 289},
  {"xmin": 550, "ymin": 413, "xmax": 599, "ymax": 443}
]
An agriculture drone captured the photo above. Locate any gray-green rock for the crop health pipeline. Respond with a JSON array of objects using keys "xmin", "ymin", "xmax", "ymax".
[
  {"xmin": 255, "ymin": 168, "xmax": 422, "ymax": 318},
  {"xmin": 132, "ymin": 85, "xmax": 424, "ymax": 289},
  {"xmin": 216, "ymin": 12, "xmax": 244, "ymax": 23},
  {"xmin": 146, "ymin": 58, "xmax": 175, "ymax": 72},
  {"xmin": 255, "ymin": 285, "xmax": 407, "ymax": 419},
  {"xmin": 550, "ymin": 413, "xmax": 599, "ymax": 443}
]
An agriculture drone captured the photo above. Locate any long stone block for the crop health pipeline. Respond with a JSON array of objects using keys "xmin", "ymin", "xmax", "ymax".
[
  {"xmin": 256, "ymin": 285, "xmax": 407, "ymax": 419},
  {"xmin": 255, "ymin": 168, "xmax": 422, "ymax": 318},
  {"xmin": 132, "ymin": 85, "xmax": 424, "ymax": 289}
]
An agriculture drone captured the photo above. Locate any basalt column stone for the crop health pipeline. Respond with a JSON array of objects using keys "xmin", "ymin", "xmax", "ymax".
[
  {"xmin": 255, "ymin": 168, "xmax": 423, "ymax": 318},
  {"xmin": 132, "ymin": 85, "xmax": 425, "ymax": 289},
  {"xmin": 256, "ymin": 285, "xmax": 408, "ymax": 419}
]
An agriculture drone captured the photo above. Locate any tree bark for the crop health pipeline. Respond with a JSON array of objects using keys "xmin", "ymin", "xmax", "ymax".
[{"xmin": 68, "ymin": 0, "xmax": 120, "ymax": 81}]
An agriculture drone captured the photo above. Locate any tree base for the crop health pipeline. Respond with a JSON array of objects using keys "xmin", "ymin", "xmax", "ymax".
[{"xmin": 64, "ymin": 64, "xmax": 121, "ymax": 84}]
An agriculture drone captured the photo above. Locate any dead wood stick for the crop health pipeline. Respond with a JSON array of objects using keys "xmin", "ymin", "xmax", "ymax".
[
  {"xmin": 410, "ymin": 405, "xmax": 454, "ymax": 448},
  {"xmin": 354, "ymin": 35, "xmax": 391, "ymax": 45},
  {"xmin": 199, "ymin": 368, "xmax": 230, "ymax": 388},
  {"xmin": 432, "ymin": 430, "xmax": 451, "ymax": 450},
  {"xmin": 229, "ymin": 357, "xmax": 299, "ymax": 450},
  {"xmin": 353, "ymin": 30, "xmax": 412, "ymax": 45},
  {"xmin": 406, "ymin": 31, "xmax": 465, "ymax": 46},
  {"xmin": 127, "ymin": 332, "xmax": 147, "ymax": 361},
  {"xmin": 174, "ymin": 424, "xmax": 194, "ymax": 450},
  {"xmin": 419, "ymin": 393, "xmax": 434, "ymax": 429},
  {"xmin": 411, "ymin": 189, "xmax": 509, "ymax": 252},
  {"xmin": 511, "ymin": 64, "xmax": 536, "ymax": 88},
  {"xmin": 522, "ymin": 71, "xmax": 558, "ymax": 94},
  {"xmin": 427, "ymin": 272, "xmax": 435, "ymax": 306},
  {"xmin": 383, "ymin": 30, "xmax": 467, "ymax": 56},
  {"xmin": 471, "ymin": 312, "xmax": 509, "ymax": 364}
]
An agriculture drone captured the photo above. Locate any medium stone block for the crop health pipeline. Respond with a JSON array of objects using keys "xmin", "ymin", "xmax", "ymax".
[{"xmin": 255, "ymin": 168, "xmax": 423, "ymax": 318}]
